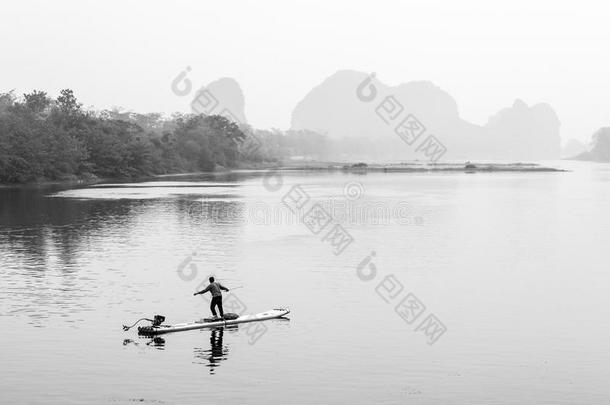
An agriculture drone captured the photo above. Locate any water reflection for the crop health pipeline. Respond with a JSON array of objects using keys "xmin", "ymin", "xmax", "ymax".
[
  {"xmin": 122, "ymin": 336, "xmax": 166, "ymax": 350},
  {"xmin": 193, "ymin": 328, "xmax": 231, "ymax": 374},
  {"xmin": 0, "ymin": 175, "xmax": 251, "ymax": 325}
]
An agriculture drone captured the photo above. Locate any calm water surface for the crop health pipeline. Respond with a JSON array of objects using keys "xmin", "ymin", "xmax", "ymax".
[{"xmin": 1, "ymin": 162, "xmax": 609, "ymax": 404}]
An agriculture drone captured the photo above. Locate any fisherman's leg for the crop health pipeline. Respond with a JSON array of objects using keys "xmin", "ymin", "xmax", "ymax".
[
  {"xmin": 210, "ymin": 297, "xmax": 217, "ymax": 317},
  {"xmin": 218, "ymin": 297, "xmax": 224, "ymax": 318}
]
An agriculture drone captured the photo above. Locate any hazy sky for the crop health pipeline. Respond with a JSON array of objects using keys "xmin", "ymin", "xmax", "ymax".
[{"xmin": 2, "ymin": 0, "xmax": 609, "ymax": 143}]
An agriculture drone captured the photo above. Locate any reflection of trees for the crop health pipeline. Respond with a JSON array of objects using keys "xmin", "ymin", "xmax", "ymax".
[
  {"xmin": 0, "ymin": 174, "xmax": 256, "ymax": 268},
  {"xmin": 0, "ymin": 174, "xmax": 253, "ymax": 325},
  {"xmin": 0, "ymin": 185, "xmax": 143, "ymax": 269},
  {"xmin": 0, "ymin": 185, "xmax": 148, "ymax": 324}
]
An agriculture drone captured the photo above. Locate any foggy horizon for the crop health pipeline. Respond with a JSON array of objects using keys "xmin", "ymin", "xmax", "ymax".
[{"xmin": 2, "ymin": 0, "xmax": 609, "ymax": 144}]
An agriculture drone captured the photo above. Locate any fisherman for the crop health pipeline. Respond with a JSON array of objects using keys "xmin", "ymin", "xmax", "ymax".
[{"xmin": 193, "ymin": 277, "xmax": 230, "ymax": 319}]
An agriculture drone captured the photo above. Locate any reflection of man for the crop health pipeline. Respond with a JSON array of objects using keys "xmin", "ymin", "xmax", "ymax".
[
  {"xmin": 192, "ymin": 328, "xmax": 228, "ymax": 374},
  {"xmin": 206, "ymin": 328, "xmax": 227, "ymax": 374},
  {"xmin": 209, "ymin": 329, "xmax": 224, "ymax": 363},
  {"xmin": 194, "ymin": 277, "xmax": 230, "ymax": 319}
]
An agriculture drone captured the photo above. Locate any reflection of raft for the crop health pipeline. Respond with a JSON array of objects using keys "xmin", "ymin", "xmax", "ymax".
[{"xmin": 137, "ymin": 308, "xmax": 290, "ymax": 336}]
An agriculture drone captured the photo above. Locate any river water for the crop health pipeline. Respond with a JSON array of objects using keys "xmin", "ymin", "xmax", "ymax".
[{"xmin": 1, "ymin": 161, "xmax": 609, "ymax": 404}]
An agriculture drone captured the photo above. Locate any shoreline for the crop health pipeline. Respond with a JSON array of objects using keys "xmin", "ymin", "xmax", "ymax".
[
  {"xmin": 267, "ymin": 161, "xmax": 567, "ymax": 173},
  {"xmin": 0, "ymin": 161, "xmax": 567, "ymax": 187}
]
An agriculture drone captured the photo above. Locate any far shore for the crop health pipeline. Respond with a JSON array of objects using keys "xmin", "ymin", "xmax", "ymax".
[
  {"xmin": 0, "ymin": 160, "xmax": 567, "ymax": 187},
  {"xmin": 262, "ymin": 161, "xmax": 567, "ymax": 173}
]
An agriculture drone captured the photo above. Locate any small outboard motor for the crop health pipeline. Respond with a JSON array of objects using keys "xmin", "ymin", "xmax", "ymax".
[
  {"xmin": 122, "ymin": 315, "xmax": 167, "ymax": 335},
  {"xmin": 152, "ymin": 315, "xmax": 165, "ymax": 327}
]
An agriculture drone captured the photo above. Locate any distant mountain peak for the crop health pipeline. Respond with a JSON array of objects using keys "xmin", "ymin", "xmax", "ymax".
[
  {"xmin": 192, "ymin": 77, "xmax": 247, "ymax": 125},
  {"xmin": 513, "ymin": 99, "xmax": 528, "ymax": 109},
  {"xmin": 573, "ymin": 127, "xmax": 610, "ymax": 162},
  {"xmin": 290, "ymin": 70, "xmax": 561, "ymax": 160}
]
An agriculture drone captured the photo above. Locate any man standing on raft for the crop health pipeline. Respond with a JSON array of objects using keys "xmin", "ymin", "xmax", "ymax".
[{"xmin": 194, "ymin": 277, "xmax": 230, "ymax": 319}]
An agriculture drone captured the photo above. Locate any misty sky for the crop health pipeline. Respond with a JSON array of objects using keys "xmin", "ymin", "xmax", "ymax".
[{"xmin": 2, "ymin": 0, "xmax": 608, "ymax": 143}]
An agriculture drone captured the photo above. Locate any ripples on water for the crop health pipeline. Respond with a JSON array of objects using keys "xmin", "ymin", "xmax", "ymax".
[{"xmin": 1, "ymin": 165, "xmax": 610, "ymax": 404}]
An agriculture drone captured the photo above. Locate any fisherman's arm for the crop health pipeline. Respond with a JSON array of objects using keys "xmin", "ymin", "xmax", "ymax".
[
  {"xmin": 193, "ymin": 285, "xmax": 211, "ymax": 296},
  {"xmin": 220, "ymin": 284, "xmax": 229, "ymax": 292}
]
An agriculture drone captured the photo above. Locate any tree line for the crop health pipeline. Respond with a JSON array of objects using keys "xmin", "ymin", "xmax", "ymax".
[{"xmin": 0, "ymin": 89, "xmax": 332, "ymax": 183}]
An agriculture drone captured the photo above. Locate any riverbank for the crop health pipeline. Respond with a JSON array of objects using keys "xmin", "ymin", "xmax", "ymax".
[
  {"xmin": 252, "ymin": 161, "xmax": 567, "ymax": 173},
  {"xmin": 0, "ymin": 173, "xmax": 103, "ymax": 188},
  {"xmin": 0, "ymin": 160, "xmax": 566, "ymax": 186}
]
